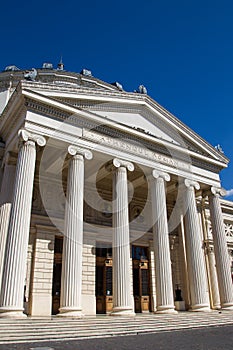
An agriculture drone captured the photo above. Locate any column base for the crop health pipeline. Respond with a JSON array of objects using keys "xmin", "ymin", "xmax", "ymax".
[
  {"xmin": 0, "ymin": 307, "xmax": 27, "ymax": 318},
  {"xmin": 189, "ymin": 304, "xmax": 211, "ymax": 312},
  {"xmin": 155, "ymin": 305, "xmax": 177, "ymax": 314},
  {"xmin": 58, "ymin": 307, "xmax": 84, "ymax": 318},
  {"xmin": 110, "ymin": 306, "xmax": 136, "ymax": 317},
  {"xmin": 175, "ymin": 301, "xmax": 186, "ymax": 311}
]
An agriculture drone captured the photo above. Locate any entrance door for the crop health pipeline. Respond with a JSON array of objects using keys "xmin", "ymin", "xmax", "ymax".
[
  {"xmin": 96, "ymin": 247, "xmax": 113, "ymax": 314},
  {"xmin": 52, "ymin": 236, "xmax": 63, "ymax": 315},
  {"xmin": 132, "ymin": 246, "xmax": 150, "ymax": 313}
]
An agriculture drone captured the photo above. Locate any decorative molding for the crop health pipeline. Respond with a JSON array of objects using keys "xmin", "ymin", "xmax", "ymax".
[
  {"xmin": 113, "ymin": 158, "xmax": 134, "ymax": 171},
  {"xmin": 184, "ymin": 179, "xmax": 200, "ymax": 190},
  {"xmin": 18, "ymin": 129, "xmax": 46, "ymax": 147},
  {"xmin": 67, "ymin": 145, "xmax": 93, "ymax": 160},
  {"xmin": 225, "ymin": 223, "xmax": 233, "ymax": 238},
  {"xmin": 152, "ymin": 170, "xmax": 170, "ymax": 182},
  {"xmin": 84, "ymin": 130, "xmax": 191, "ymax": 171},
  {"xmin": 204, "ymin": 220, "xmax": 233, "ymax": 242},
  {"xmin": 211, "ymin": 186, "xmax": 227, "ymax": 197}
]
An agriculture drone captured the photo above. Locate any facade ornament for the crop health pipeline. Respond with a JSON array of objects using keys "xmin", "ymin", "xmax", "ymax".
[
  {"xmin": 137, "ymin": 85, "xmax": 147, "ymax": 94},
  {"xmin": 80, "ymin": 69, "xmax": 92, "ymax": 77},
  {"xmin": 184, "ymin": 179, "xmax": 200, "ymax": 190},
  {"xmin": 152, "ymin": 169, "xmax": 170, "ymax": 182},
  {"xmin": 112, "ymin": 81, "xmax": 123, "ymax": 91},
  {"xmin": 18, "ymin": 129, "xmax": 46, "ymax": 147},
  {"xmin": 203, "ymin": 186, "xmax": 226, "ymax": 199},
  {"xmin": 113, "ymin": 158, "xmax": 134, "ymax": 172},
  {"xmin": 211, "ymin": 186, "xmax": 227, "ymax": 197},
  {"xmin": 57, "ymin": 57, "xmax": 64, "ymax": 71},
  {"xmin": 214, "ymin": 144, "xmax": 224, "ymax": 153},
  {"xmin": 24, "ymin": 68, "xmax": 37, "ymax": 81},
  {"xmin": 67, "ymin": 145, "xmax": 93, "ymax": 160}
]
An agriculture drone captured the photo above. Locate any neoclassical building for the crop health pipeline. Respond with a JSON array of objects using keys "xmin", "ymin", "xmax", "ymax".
[{"xmin": 0, "ymin": 64, "xmax": 232, "ymax": 318}]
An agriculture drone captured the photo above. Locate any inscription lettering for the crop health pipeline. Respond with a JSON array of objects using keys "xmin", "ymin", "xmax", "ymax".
[{"xmin": 83, "ymin": 130, "xmax": 191, "ymax": 171}]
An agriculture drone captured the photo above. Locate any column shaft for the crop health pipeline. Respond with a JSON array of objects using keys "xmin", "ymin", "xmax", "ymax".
[
  {"xmin": 0, "ymin": 140, "xmax": 37, "ymax": 318},
  {"xmin": 151, "ymin": 172, "xmax": 176, "ymax": 313},
  {"xmin": 59, "ymin": 154, "xmax": 84, "ymax": 317},
  {"xmin": 0, "ymin": 161, "xmax": 16, "ymax": 290},
  {"xmin": 207, "ymin": 247, "xmax": 221, "ymax": 309},
  {"xmin": 111, "ymin": 159, "xmax": 135, "ymax": 316},
  {"xmin": 58, "ymin": 145, "xmax": 92, "ymax": 317},
  {"xmin": 208, "ymin": 191, "xmax": 233, "ymax": 309},
  {"xmin": 183, "ymin": 180, "xmax": 210, "ymax": 311}
]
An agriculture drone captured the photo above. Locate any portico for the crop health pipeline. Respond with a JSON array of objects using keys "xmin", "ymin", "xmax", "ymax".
[{"xmin": 0, "ymin": 67, "xmax": 233, "ymax": 318}]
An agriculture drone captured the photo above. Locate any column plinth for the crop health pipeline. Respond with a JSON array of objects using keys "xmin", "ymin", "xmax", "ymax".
[
  {"xmin": 111, "ymin": 158, "xmax": 135, "ymax": 316},
  {"xmin": 58, "ymin": 146, "xmax": 92, "ymax": 318},
  {"xmin": 183, "ymin": 180, "xmax": 210, "ymax": 312},
  {"xmin": 151, "ymin": 170, "xmax": 177, "ymax": 314},
  {"xmin": 208, "ymin": 187, "xmax": 233, "ymax": 310},
  {"xmin": 0, "ymin": 130, "xmax": 46, "ymax": 318}
]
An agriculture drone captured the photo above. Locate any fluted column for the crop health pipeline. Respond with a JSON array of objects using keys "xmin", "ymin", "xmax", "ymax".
[
  {"xmin": 206, "ymin": 246, "xmax": 221, "ymax": 309},
  {"xmin": 208, "ymin": 187, "xmax": 233, "ymax": 309},
  {"xmin": 183, "ymin": 179, "xmax": 210, "ymax": 311},
  {"xmin": 151, "ymin": 170, "xmax": 176, "ymax": 313},
  {"xmin": 0, "ymin": 154, "xmax": 16, "ymax": 290},
  {"xmin": 0, "ymin": 130, "xmax": 46, "ymax": 318},
  {"xmin": 58, "ymin": 145, "xmax": 92, "ymax": 317},
  {"xmin": 111, "ymin": 158, "xmax": 135, "ymax": 316}
]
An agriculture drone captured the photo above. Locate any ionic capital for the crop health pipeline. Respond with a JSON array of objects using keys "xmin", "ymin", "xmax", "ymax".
[
  {"xmin": 152, "ymin": 169, "xmax": 170, "ymax": 182},
  {"xmin": 203, "ymin": 186, "xmax": 226, "ymax": 198},
  {"xmin": 184, "ymin": 179, "xmax": 200, "ymax": 190},
  {"xmin": 210, "ymin": 186, "xmax": 226, "ymax": 197},
  {"xmin": 113, "ymin": 158, "xmax": 134, "ymax": 172},
  {"xmin": 67, "ymin": 145, "xmax": 93, "ymax": 160},
  {"xmin": 18, "ymin": 130, "xmax": 46, "ymax": 147}
]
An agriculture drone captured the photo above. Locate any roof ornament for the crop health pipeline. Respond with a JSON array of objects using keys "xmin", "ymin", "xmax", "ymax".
[
  {"xmin": 214, "ymin": 144, "xmax": 224, "ymax": 153},
  {"xmin": 112, "ymin": 81, "xmax": 123, "ymax": 91},
  {"xmin": 57, "ymin": 56, "xmax": 64, "ymax": 71},
  {"xmin": 4, "ymin": 65, "xmax": 20, "ymax": 72},
  {"xmin": 24, "ymin": 68, "xmax": 37, "ymax": 81},
  {"xmin": 137, "ymin": 85, "xmax": 147, "ymax": 94},
  {"xmin": 80, "ymin": 69, "xmax": 92, "ymax": 77},
  {"xmin": 42, "ymin": 62, "xmax": 53, "ymax": 69}
]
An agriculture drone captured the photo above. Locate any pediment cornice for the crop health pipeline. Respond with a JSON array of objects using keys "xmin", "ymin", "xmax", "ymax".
[{"xmin": 0, "ymin": 85, "xmax": 228, "ymax": 171}]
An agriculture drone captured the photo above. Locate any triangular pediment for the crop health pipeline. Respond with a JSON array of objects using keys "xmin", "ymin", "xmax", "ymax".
[
  {"xmin": 8, "ymin": 83, "xmax": 228, "ymax": 168},
  {"xmin": 49, "ymin": 94, "xmax": 228, "ymax": 165}
]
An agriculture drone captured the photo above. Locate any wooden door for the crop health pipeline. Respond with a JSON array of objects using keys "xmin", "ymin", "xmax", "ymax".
[
  {"xmin": 132, "ymin": 246, "xmax": 150, "ymax": 313},
  {"xmin": 52, "ymin": 236, "xmax": 63, "ymax": 315},
  {"xmin": 96, "ymin": 253, "xmax": 113, "ymax": 314}
]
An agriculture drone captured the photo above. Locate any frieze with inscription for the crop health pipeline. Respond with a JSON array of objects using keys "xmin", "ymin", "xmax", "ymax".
[{"xmin": 83, "ymin": 130, "xmax": 191, "ymax": 171}]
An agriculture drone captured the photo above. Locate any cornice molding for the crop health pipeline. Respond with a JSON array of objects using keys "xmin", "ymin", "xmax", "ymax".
[
  {"xmin": 0, "ymin": 74, "xmax": 229, "ymax": 164},
  {"xmin": 0, "ymin": 86, "xmax": 228, "ymax": 174}
]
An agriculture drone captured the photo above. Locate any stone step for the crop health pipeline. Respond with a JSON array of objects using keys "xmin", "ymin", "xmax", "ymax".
[{"xmin": 0, "ymin": 311, "xmax": 232, "ymax": 344}]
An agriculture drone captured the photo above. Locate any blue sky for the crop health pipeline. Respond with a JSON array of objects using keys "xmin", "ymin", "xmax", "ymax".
[{"xmin": 1, "ymin": 0, "xmax": 233, "ymax": 199}]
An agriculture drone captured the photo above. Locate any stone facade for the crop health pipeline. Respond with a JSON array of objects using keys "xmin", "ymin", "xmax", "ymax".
[{"xmin": 0, "ymin": 66, "xmax": 232, "ymax": 318}]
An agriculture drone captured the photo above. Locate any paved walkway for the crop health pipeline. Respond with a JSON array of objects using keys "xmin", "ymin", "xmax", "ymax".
[{"xmin": 0, "ymin": 310, "xmax": 232, "ymax": 345}]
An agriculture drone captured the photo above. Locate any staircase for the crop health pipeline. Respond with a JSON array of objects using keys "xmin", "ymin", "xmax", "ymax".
[{"xmin": 0, "ymin": 311, "xmax": 232, "ymax": 345}]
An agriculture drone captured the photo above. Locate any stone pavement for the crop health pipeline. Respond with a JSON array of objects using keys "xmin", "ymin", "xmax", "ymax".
[{"xmin": 0, "ymin": 310, "xmax": 232, "ymax": 345}]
